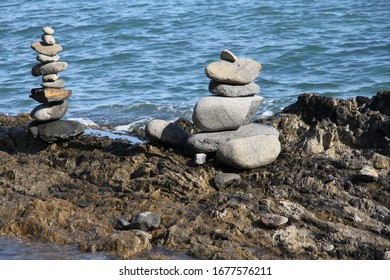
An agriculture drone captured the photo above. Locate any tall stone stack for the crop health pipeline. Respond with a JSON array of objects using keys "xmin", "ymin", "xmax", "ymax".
[
  {"xmin": 186, "ymin": 50, "xmax": 281, "ymax": 169},
  {"xmin": 144, "ymin": 49, "xmax": 281, "ymax": 170},
  {"xmin": 28, "ymin": 26, "xmax": 85, "ymax": 142}
]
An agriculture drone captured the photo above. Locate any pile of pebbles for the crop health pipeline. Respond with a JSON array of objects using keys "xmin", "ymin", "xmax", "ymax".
[
  {"xmin": 28, "ymin": 26, "xmax": 85, "ymax": 142},
  {"xmin": 145, "ymin": 50, "xmax": 281, "ymax": 170}
]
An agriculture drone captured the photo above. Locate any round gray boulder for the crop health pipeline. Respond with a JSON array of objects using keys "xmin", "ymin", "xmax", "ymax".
[
  {"xmin": 216, "ymin": 134, "xmax": 281, "ymax": 169},
  {"xmin": 145, "ymin": 119, "xmax": 190, "ymax": 147},
  {"xmin": 30, "ymin": 101, "xmax": 69, "ymax": 121},
  {"xmin": 192, "ymin": 95, "xmax": 263, "ymax": 132}
]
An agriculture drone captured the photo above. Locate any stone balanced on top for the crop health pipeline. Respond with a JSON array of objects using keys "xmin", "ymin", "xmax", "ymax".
[
  {"xmin": 145, "ymin": 50, "xmax": 281, "ymax": 169},
  {"xmin": 28, "ymin": 26, "xmax": 85, "ymax": 142}
]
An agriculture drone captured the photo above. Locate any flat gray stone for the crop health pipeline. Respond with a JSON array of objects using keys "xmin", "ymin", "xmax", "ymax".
[
  {"xmin": 220, "ymin": 49, "xmax": 238, "ymax": 62},
  {"xmin": 145, "ymin": 119, "xmax": 189, "ymax": 147},
  {"xmin": 216, "ymin": 134, "xmax": 281, "ymax": 169},
  {"xmin": 37, "ymin": 54, "xmax": 60, "ymax": 63},
  {"xmin": 192, "ymin": 95, "xmax": 263, "ymax": 132},
  {"xmin": 209, "ymin": 80, "xmax": 260, "ymax": 97},
  {"xmin": 41, "ymin": 34, "xmax": 56, "ymax": 45},
  {"xmin": 31, "ymin": 62, "xmax": 68, "ymax": 77},
  {"xmin": 130, "ymin": 212, "xmax": 161, "ymax": 231},
  {"xmin": 42, "ymin": 74, "xmax": 59, "ymax": 82},
  {"xmin": 31, "ymin": 41, "xmax": 62, "ymax": 56},
  {"xmin": 41, "ymin": 79, "xmax": 66, "ymax": 89},
  {"xmin": 214, "ymin": 173, "xmax": 241, "ymax": 190},
  {"xmin": 185, "ymin": 123, "xmax": 279, "ymax": 154},
  {"xmin": 28, "ymin": 120, "xmax": 85, "ymax": 143},
  {"xmin": 30, "ymin": 101, "xmax": 69, "ymax": 121},
  {"xmin": 42, "ymin": 26, "xmax": 54, "ymax": 35},
  {"xmin": 205, "ymin": 58, "xmax": 262, "ymax": 85}
]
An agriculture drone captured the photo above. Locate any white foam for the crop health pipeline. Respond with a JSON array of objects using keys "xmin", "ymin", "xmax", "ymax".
[
  {"xmin": 260, "ymin": 110, "xmax": 274, "ymax": 118},
  {"xmin": 67, "ymin": 117, "xmax": 99, "ymax": 127}
]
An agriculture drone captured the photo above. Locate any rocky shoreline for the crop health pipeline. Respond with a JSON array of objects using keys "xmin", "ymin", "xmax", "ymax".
[{"xmin": 0, "ymin": 91, "xmax": 389, "ymax": 259}]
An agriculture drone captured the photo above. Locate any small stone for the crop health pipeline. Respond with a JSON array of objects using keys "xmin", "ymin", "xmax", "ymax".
[
  {"xmin": 205, "ymin": 58, "xmax": 262, "ymax": 85},
  {"xmin": 37, "ymin": 54, "xmax": 60, "ymax": 63},
  {"xmin": 260, "ymin": 213, "xmax": 288, "ymax": 227},
  {"xmin": 115, "ymin": 218, "xmax": 131, "ymax": 230},
  {"xmin": 384, "ymin": 250, "xmax": 390, "ymax": 260},
  {"xmin": 30, "ymin": 88, "xmax": 72, "ymax": 103},
  {"xmin": 28, "ymin": 120, "xmax": 85, "ymax": 143},
  {"xmin": 41, "ymin": 79, "xmax": 66, "ymax": 89},
  {"xmin": 41, "ymin": 34, "xmax": 56, "ymax": 45},
  {"xmin": 209, "ymin": 80, "xmax": 260, "ymax": 97},
  {"xmin": 145, "ymin": 119, "xmax": 189, "ymax": 147},
  {"xmin": 194, "ymin": 153, "xmax": 207, "ymax": 165},
  {"xmin": 31, "ymin": 62, "xmax": 68, "ymax": 77},
  {"xmin": 31, "ymin": 41, "xmax": 62, "ymax": 56},
  {"xmin": 322, "ymin": 243, "xmax": 335, "ymax": 252},
  {"xmin": 130, "ymin": 212, "xmax": 161, "ymax": 231},
  {"xmin": 185, "ymin": 123, "xmax": 279, "ymax": 154},
  {"xmin": 220, "ymin": 49, "xmax": 238, "ymax": 62},
  {"xmin": 192, "ymin": 95, "xmax": 263, "ymax": 132},
  {"xmin": 131, "ymin": 230, "xmax": 153, "ymax": 240},
  {"xmin": 42, "ymin": 74, "xmax": 59, "ymax": 82},
  {"xmin": 356, "ymin": 165, "xmax": 379, "ymax": 182},
  {"xmin": 42, "ymin": 26, "xmax": 54, "ymax": 35},
  {"xmin": 30, "ymin": 101, "xmax": 69, "ymax": 121},
  {"xmin": 374, "ymin": 156, "xmax": 389, "ymax": 169},
  {"xmin": 214, "ymin": 173, "xmax": 241, "ymax": 190},
  {"xmin": 216, "ymin": 134, "xmax": 281, "ymax": 169}
]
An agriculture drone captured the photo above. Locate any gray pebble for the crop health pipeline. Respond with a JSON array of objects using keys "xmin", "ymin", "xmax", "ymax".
[
  {"xmin": 214, "ymin": 173, "xmax": 241, "ymax": 190},
  {"xmin": 260, "ymin": 213, "xmax": 288, "ymax": 227},
  {"xmin": 42, "ymin": 26, "xmax": 54, "ymax": 35},
  {"xmin": 42, "ymin": 74, "xmax": 59, "ymax": 82},
  {"xmin": 42, "ymin": 34, "xmax": 56, "ymax": 45},
  {"xmin": 130, "ymin": 212, "xmax": 161, "ymax": 231},
  {"xmin": 37, "ymin": 54, "xmax": 60, "ymax": 63}
]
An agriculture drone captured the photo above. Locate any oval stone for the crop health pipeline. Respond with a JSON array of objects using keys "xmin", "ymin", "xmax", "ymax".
[
  {"xmin": 41, "ymin": 34, "xmax": 56, "ymax": 45},
  {"xmin": 37, "ymin": 54, "xmax": 60, "ymax": 63},
  {"xmin": 216, "ymin": 134, "xmax": 281, "ymax": 169},
  {"xmin": 145, "ymin": 119, "xmax": 189, "ymax": 147},
  {"xmin": 42, "ymin": 26, "xmax": 54, "ymax": 35},
  {"xmin": 41, "ymin": 79, "xmax": 66, "ymax": 89},
  {"xmin": 209, "ymin": 80, "xmax": 260, "ymax": 97},
  {"xmin": 220, "ymin": 49, "xmax": 238, "ymax": 62},
  {"xmin": 192, "ymin": 95, "xmax": 263, "ymax": 132},
  {"xmin": 42, "ymin": 74, "xmax": 59, "ymax": 82},
  {"xmin": 30, "ymin": 101, "xmax": 69, "ymax": 121},
  {"xmin": 31, "ymin": 41, "xmax": 62, "ymax": 56},
  {"xmin": 205, "ymin": 58, "xmax": 262, "ymax": 85},
  {"xmin": 31, "ymin": 62, "xmax": 68, "ymax": 77},
  {"xmin": 260, "ymin": 214, "xmax": 288, "ymax": 227}
]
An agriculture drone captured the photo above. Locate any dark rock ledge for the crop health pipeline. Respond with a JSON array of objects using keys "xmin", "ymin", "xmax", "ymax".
[{"xmin": 0, "ymin": 90, "xmax": 389, "ymax": 260}]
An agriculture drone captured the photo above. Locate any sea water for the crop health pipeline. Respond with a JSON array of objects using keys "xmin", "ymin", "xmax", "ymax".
[{"xmin": 0, "ymin": 0, "xmax": 389, "ymax": 258}]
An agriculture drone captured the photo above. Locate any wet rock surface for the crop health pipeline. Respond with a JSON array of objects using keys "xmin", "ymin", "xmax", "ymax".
[{"xmin": 1, "ymin": 91, "xmax": 390, "ymax": 260}]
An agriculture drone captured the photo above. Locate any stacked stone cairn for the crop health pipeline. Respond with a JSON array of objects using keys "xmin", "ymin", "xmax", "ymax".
[
  {"xmin": 28, "ymin": 26, "xmax": 85, "ymax": 142},
  {"xmin": 145, "ymin": 50, "xmax": 281, "ymax": 169}
]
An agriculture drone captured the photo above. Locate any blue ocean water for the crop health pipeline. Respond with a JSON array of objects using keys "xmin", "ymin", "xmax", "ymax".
[{"xmin": 0, "ymin": 0, "xmax": 389, "ymax": 129}]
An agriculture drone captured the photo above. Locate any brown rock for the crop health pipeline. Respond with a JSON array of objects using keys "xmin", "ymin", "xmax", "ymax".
[
  {"xmin": 31, "ymin": 41, "xmax": 63, "ymax": 56},
  {"xmin": 30, "ymin": 88, "xmax": 72, "ymax": 103}
]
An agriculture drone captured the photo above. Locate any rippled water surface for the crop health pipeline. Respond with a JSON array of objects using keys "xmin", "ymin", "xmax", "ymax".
[
  {"xmin": 1, "ymin": 0, "xmax": 389, "ymax": 129},
  {"xmin": 0, "ymin": 0, "xmax": 389, "ymax": 258}
]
